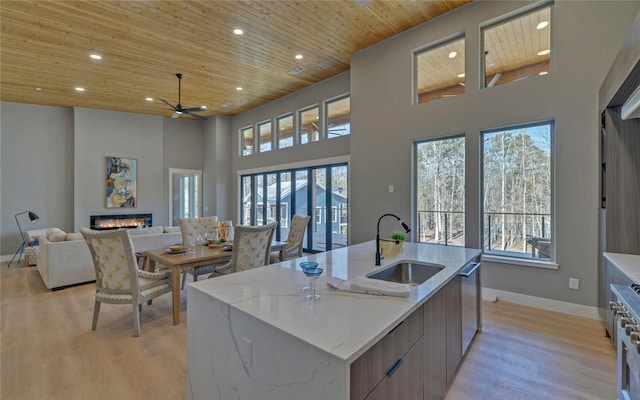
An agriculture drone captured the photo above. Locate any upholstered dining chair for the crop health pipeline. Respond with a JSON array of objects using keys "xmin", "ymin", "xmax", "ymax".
[
  {"xmin": 270, "ymin": 214, "xmax": 311, "ymax": 263},
  {"xmin": 179, "ymin": 216, "xmax": 227, "ymax": 289},
  {"xmin": 80, "ymin": 228, "xmax": 172, "ymax": 337},
  {"xmin": 209, "ymin": 221, "xmax": 278, "ymax": 278}
]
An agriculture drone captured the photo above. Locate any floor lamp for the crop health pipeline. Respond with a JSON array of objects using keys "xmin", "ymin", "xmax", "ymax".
[{"xmin": 8, "ymin": 211, "xmax": 40, "ymax": 267}]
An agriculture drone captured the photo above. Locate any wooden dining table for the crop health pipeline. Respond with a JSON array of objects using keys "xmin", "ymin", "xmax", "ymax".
[{"xmin": 146, "ymin": 241, "xmax": 286, "ymax": 325}]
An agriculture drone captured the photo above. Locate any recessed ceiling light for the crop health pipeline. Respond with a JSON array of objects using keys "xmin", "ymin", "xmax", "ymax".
[
  {"xmin": 75, "ymin": 87, "xmax": 85, "ymax": 92},
  {"xmin": 35, "ymin": 87, "xmax": 42, "ymax": 92},
  {"xmin": 145, "ymin": 97, "xmax": 153, "ymax": 101},
  {"xmin": 457, "ymin": 72, "xmax": 465, "ymax": 78},
  {"xmin": 488, "ymin": 63, "xmax": 496, "ymax": 67},
  {"xmin": 536, "ymin": 21, "xmax": 549, "ymax": 30},
  {"xmin": 295, "ymin": 54, "xmax": 303, "ymax": 60},
  {"xmin": 537, "ymin": 49, "xmax": 550, "ymax": 56},
  {"xmin": 448, "ymin": 51, "xmax": 457, "ymax": 59},
  {"xmin": 200, "ymin": 105, "xmax": 207, "ymax": 109},
  {"xmin": 236, "ymin": 87, "xmax": 243, "ymax": 91},
  {"xmin": 221, "ymin": 102, "xmax": 232, "ymax": 107},
  {"xmin": 90, "ymin": 54, "xmax": 102, "ymax": 60},
  {"xmin": 539, "ymin": 71, "xmax": 548, "ymax": 76},
  {"xmin": 233, "ymin": 28, "xmax": 243, "ymax": 35}
]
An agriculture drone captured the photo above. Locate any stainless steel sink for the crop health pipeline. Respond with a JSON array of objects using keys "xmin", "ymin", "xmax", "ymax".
[{"xmin": 367, "ymin": 262, "xmax": 444, "ymax": 286}]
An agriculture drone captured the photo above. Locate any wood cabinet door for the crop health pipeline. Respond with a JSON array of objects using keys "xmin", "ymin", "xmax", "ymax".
[
  {"xmin": 350, "ymin": 306, "xmax": 424, "ymax": 400},
  {"xmin": 365, "ymin": 337, "xmax": 424, "ymax": 400},
  {"xmin": 424, "ymin": 286, "xmax": 447, "ymax": 400},
  {"xmin": 446, "ymin": 276, "xmax": 462, "ymax": 385}
]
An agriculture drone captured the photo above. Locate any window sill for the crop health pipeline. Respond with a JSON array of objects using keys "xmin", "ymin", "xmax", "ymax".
[{"xmin": 481, "ymin": 254, "xmax": 559, "ymax": 270}]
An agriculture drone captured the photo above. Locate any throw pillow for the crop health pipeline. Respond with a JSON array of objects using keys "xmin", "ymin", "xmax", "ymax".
[
  {"xmin": 66, "ymin": 232, "xmax": 83, "ymax": 241},
  {"xmin": 46, "ymin": 228, "xmax": 67, "ymax": 242}
]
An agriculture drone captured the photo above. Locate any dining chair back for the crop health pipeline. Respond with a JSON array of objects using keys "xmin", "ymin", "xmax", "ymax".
[
  {"xmin": 179, "ymin": 216, "xmax": 228, "ymax": 289},
  {"xmin": 209, "ymin": 221, "xmax": 278, "ymax": 276},
  {"xmin": 80, "ymin": 228, "xmax": 172, "ymax": 337},
  {"xmin": 179, "ymin": 216, "xmax": 218, "ymax": 246},
  {"xmin": 271, "ymin": 214, "xmax": 311, "ymax": 262}
]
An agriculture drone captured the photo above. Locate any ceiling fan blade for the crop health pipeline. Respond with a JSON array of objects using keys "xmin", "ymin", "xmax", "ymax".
[
  {"xmin": 160, "ymin": 99, "xmax": 177, "ymax": 110},
  {"xmin": 185, "ymin": 111, "xmax": 206, "ymax": 120},
  {"xmin": 182, "ymin": 106, "xmax": 205, "ymax": 112}
]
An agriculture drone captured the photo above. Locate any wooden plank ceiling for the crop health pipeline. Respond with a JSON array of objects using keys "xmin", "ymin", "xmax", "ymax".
[{"xmin": 1, "ymin": 0, "xmax": 472, "ymax": 119}]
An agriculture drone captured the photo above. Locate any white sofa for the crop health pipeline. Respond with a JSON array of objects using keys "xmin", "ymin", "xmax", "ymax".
[{"xmin": 36, "ymin": 226, "xmax": 182, "ymax": 290}]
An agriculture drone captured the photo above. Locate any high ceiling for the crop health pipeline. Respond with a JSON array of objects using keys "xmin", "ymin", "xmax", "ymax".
[{"xmin": 1, "ymin": 0, "xmax": 472, "ymax": 120}]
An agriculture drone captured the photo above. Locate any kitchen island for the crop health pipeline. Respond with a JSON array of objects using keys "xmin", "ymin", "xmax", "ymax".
[{"xmin": 186, "ymin": 240, "xmax": 481, "ymax": 400}]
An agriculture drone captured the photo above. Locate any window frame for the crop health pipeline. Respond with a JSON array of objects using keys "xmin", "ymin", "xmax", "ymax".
[
  {"xmin": 480, "ymin": 2, "xmax": 553, "ymax": 90},
  {"xmin": 240, "ymin": 126, "xmax": 255, "ymax": 156},
  {"xmin": 298, "ymin": 105, "xmax": 320, "ymax": 144},
  {"xmin": 480, "ymin": 119, "xmax": 556, "ymax": 266},
  {"xmin": 413, "ymin": 134, "xmax": 466, "ymax": 247},
  {"xmin": 257, "ymin": 120, "xmax": 273, "ymax": 153},
  {"xmin": 324, "ymin": 94, "xmax": 351, "ymax": 139}
]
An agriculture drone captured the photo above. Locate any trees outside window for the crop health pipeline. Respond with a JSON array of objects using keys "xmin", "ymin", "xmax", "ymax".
[
  {"xmin": 415, "ymin": 136, "xmax": 465, "ymax": 245},
  {"xmin": 482, "ymin": 121, "xmax": 553, "ymax": 259}
]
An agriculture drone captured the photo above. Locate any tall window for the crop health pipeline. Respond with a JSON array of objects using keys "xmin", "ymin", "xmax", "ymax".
[
  {"xmin": 299, "ymin": 106, "xmax": 320, "ymax": 144},
  {"xmin": 240, "ymin": 162, "xmax": 348, "ymax": 252},
  {"xmin": 482, "ymin": 121, "xmax": 553, "ymax": 260},
  {"xmin": 482, "ymin": 4, "xmax": 551, "ymax": 88},
  {"xmin": 326, "ymin": 95, "xmax": 350, "ymax": 138},
  {"xmin": 415, "ymin": 136, "xmax": 465, "ymax": 245},
  {"xmin": 415, "ymin": 35, "xmax": 466, "ymax": 104}
]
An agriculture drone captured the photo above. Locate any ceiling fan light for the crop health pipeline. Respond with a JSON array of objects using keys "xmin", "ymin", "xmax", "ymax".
[{"xmin": 536, "ymin": 21, "xmax": 549, "ymax": 30}]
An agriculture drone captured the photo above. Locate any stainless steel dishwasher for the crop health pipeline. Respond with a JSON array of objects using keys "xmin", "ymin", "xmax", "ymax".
[{"xmin": 459, "ymin": 260, "xmax": 481, "ymax": 354}]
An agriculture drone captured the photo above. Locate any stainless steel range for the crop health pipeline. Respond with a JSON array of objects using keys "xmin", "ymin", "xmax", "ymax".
[{"xmin": 611, "ymin": 283, "xmax": 640, "ymax": 400}]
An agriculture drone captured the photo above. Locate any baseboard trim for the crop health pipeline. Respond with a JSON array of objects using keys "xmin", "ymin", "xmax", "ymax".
[{"xmin": 482, "ymin": 287, "xmax": 600, "ymax": 320}]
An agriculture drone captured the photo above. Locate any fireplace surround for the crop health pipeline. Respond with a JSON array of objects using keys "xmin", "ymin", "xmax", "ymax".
[{"xmin": 90, "ymin": 213, "xmax": 152, "ymax": 230}]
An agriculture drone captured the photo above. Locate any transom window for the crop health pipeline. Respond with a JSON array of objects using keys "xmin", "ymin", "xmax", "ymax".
[
  {"xmin": 482, "ymin": 4, "xmax": 552, "ymax": 88},
  {"xmin": 299, "ymin": 106, "xmax": 320, "ymax": 144},
  {"xmin": 415, "ymin": 35, "xmax": 466, "ymax": 104},
  {"xmin": 258, "ymin": 121, "xmax": 272, "ymax": 153},
  {"xmin": 326, "ymin": 95, "xmax": 351, "ymax": 138},
  {"xmin": 277, "ymin": 114, "xmax": 294, "ymax": 149},
  {"xmin": 241, "ymin": 127, "xmax": 254, "ymax": 155}
]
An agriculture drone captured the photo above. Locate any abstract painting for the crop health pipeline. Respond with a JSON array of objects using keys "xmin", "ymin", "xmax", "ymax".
[{"xmin": 106, "ymin": 156, "xmax": 137, "ymax": 208}]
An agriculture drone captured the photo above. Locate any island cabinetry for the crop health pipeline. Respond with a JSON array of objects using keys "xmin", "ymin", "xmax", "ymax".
[
  {"xmin": 423, "ymin": 283, "xmax": 447, "ymax": 400},
  {"xmin": 350, "ymin": 304, "xmax": 424, "ymax": 400},
  {"xmin": 445, "ymin": 276, "xmax": 462, "ymax": 385}
]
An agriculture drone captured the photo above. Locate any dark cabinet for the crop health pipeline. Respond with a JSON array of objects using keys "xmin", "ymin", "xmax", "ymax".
[{"xmin": 350, "ymin": 304, "xmax": 424, "ymax": 400}]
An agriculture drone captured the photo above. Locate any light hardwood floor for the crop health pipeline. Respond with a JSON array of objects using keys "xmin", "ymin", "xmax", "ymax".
[{"xmin": 1, "ymin": 263, "xmax": 616, "ymax": 400}]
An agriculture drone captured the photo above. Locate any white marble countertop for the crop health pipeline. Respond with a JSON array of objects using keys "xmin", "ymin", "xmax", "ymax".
[
  {"xmin": 604, "ymin": 252, "xmax": 640, "ymax": 283},
  {"xmin": 189, "ymin": 240, "xmax": 481, "ymax": 363}
]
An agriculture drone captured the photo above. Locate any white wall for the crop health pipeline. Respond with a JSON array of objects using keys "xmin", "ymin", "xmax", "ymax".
[
  {"xmin": 0, "ymin": 104, "xmax": 211, "ymax": 257},
  {"xmin": 73, "ymin": 108, "xmax": 165, "ymax": 230},
  {"xmin": 0, "ymin": 102, "xmax": 74, "ymax": 255}
]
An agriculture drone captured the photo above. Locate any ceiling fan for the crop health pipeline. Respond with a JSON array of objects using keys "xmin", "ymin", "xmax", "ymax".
[{"xmin": 160, "ymin": 73, "xmax": 206, "ymax": 120}]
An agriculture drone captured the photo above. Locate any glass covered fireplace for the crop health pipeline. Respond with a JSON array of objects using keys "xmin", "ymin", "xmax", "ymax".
[{"xmin": 90, "ymin": 213, "xmax": 152, "ymax": 230}]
